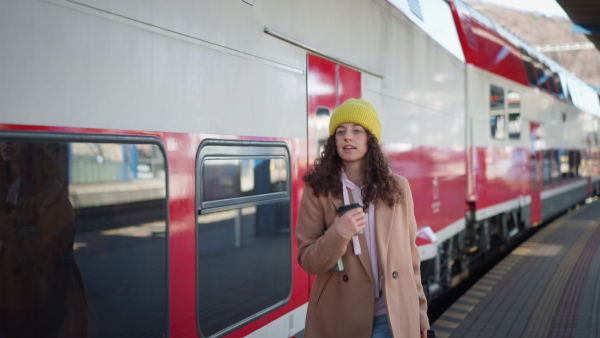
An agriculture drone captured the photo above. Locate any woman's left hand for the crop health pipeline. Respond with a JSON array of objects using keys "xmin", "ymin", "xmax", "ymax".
[{"xmin": 421, "ymin": 330, "xmax": 428, "ymax": 338}]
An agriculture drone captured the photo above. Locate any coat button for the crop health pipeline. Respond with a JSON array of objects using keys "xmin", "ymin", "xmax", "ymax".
[
  {"xmin": 392, "ymin": 271, "xmax": 398, "ymax": 279},
  {"xmin": 343, "ymin": 275, "xmax": 349, "ymax": 282}
]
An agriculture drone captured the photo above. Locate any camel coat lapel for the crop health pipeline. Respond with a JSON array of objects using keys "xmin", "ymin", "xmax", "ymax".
[
  {"xmin": 338, "ymin": 191, "xmax": 375, "ymax": 286},
  {"xmin": 374, "ymin": 200, "xmax": 394, "ymax": 273}
]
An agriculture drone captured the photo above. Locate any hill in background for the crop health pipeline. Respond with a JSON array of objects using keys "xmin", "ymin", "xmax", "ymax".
[{"xmin": 465, "ymin": 1, "xmax": 600, "ymax": 87}]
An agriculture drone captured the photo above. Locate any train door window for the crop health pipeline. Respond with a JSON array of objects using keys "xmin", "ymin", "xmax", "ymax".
[
  {"xmin": 507, "ymin": 91, "xmax": 521, "ymax": 140},
  {"xmin": 0, "ymin": 136, "xmax": 167, "ymax": 337},
  {"xmin": 490, "ymin": 85, "xmax": 506, "ymax": 140},
  {"xmin": 315, "ymin": 107, "xmax": 332, "ymax": 157},
  {"xmin": 543, "ymin": 150, "xmax": 551, "ymax": 187},
  {"xmin": 196, "ymin": 140, "xmax": 291, "ymax": 338},
  {"xmin": 551, "ymin": 150, "xmax": 561, "ymax": 185},
  {"xmin": 531, "ymin": 151, "xmax": 539, "ymax": 191}
]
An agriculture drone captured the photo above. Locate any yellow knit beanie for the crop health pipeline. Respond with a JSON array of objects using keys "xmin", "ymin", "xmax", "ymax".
[{"xmin": 329, "ymin": 98, "xmax": 382, "ymax": 143}]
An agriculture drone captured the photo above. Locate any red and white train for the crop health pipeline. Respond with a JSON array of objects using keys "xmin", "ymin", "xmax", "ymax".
[{"xmin": 1, "ymin": 0, "xmax": 599, "ymax": 337}]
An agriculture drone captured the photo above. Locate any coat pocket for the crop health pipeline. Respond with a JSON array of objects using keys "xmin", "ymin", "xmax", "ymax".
[{"xmin": 313, "ymin": 271, "xmax": 333, "ymax": 309}]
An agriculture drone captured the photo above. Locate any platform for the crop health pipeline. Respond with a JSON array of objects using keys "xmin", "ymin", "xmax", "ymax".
[
  {"xmin": 431, "ymin": 199, "xmax": 600, "ymax": 338},
  {"xmin": 69, "ymin": 178, "xmax": 166, "ymax": 209}
]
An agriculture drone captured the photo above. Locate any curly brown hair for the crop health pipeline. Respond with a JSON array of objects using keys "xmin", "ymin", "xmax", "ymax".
[{"xmin": 303, "ymin": 132, "xmax": 403, "ymax": 209}]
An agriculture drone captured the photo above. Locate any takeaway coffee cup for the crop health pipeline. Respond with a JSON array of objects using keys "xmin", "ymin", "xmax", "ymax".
[{"xmin": 337, "ymin": 203, "xmax": 363, "ymax": 234}]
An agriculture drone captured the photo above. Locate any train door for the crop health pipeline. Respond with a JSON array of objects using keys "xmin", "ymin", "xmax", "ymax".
[
  {"xmin": 306, "ymin": 54, "xmax": 361, "ymax": 291},
  {"xmin": 307, "ymin": 54, "xmax": 361, "ymax": 165},
  {"xmin": 530, "ymin": 122, "xmax": 542, "ymax": 225}
]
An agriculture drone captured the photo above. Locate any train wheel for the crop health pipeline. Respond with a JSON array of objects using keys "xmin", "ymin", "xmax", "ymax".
[
  {"xmin": 479, "ymin": 220, "xmax": 491, "ymax": 254},
  {"xmin": 438, "ymin": 238, "xmax": 454, "ymax": 292}
]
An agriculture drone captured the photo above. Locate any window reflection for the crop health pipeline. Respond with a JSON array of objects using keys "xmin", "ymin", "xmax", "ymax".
[
  {"xmin": 71, "ymin": 142, "xmax": 167, "ymax": 338},
  {"xmin": 558, "ymin": 149, "xmax": 570, "ymax": 181},
  {"xmin": 203, "ymin": 158, "xmax": 287, "ymax": 202},
  {"xmin": 490, "ymin": 85, "xmax": 505, "ymax": 140},
  {"xmin": 531, "ymin": 153, "xmax": 538, "ymax": 191},
  {"xmin": 71, "ymin": 143, "xmax": 165, "ymax": 184},
  {"xmin": 533, "ymin": 58, "xmax": 550, "ymax": 92},
  {"xmin": 507, "ymin": 91, "xmax": 521, "ymax": 140},
  {"xmin": 0, "ymin": 139, "xmax": 167, "ymax": 338},
  {"xmin": 571, "ymin": 150, "xmax": 580, "ymax": 178},
  {"xmin": 543, "ymin": 150, "xmax": 551, "ymax": 187},
  {"xmin": 553, "ymin": 73, "xmax": 564, "ymax": 100},
  {"xmin": 198, "ymin": 202, "xmax": 291, "ymax": 336},
  {"xmin": 551, "ymin": 150, "xmax": 560, "ymax": 184},
  {"xmin": 315, "ymin": 107, "xmax": 331, "ymax": 158},
  {"xmin": 521, "ymin": 48, "xmax": 537, "ymax": 87},
  {"xmin": 0, "ymin": 141, "xmax": 87, "ymax": 337},
  {"xmin": 197, "ymin": 204, "xmax": 291, "ymax": 337},
  {"xmin": 197, "ymin": 142, "xmax": 291, "ymax": 338}
]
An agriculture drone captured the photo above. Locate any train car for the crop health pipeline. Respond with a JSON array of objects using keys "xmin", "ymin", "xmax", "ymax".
[
  {"xmin": 0, "ymin": 0, "xmax": 598, "ymax": 337},
  {"xmin": 444, "ymin": 0, "xmax": 600, "ymax": 283}
]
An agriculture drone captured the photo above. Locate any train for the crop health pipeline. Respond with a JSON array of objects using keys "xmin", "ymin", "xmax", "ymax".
[{"xmin": 1, "ymin": 0, "xmax": 599, "ymax": 337}]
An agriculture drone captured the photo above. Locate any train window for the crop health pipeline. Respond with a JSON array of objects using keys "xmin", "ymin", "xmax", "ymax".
[
  {"xmin": 575, "ymin": 151, "xmax": 585, "ymax": 177},
  {"xmin": 581, "ymin": 151, "xmax": 589, "ymax": 177},
  {"xmin": 545, "ymin": 68, "xmax": 558, "ymax": 95},
  {"xmin": 490, "ymin": 85, "xmax": 506, "ymax": 140},
  {"xmin": 520, "ymin": 49, "xmax": 538, "ymax": 87},
  {"xmin": 558, "ymin": 149, "xmax": 569, "ymax": 181},
  {"xmin": 552, "ymin": 72, "xmax": 564, "ymax": 99},
  {"xmin": 543, "ymin": 150, "xmax": 551, "ymax": 187},
  {"xmin": 551, "ymin": 150, "xmax": 561, "ymax": 184},
  {"xmin": 202, "ymin": 158, "xmax": 287, "ymax": 202},
  {"xmin": 0, "ymin": 137, "xmax": 167, "ymax": 337},
  {"xmin": 532, "ymin": 59, "xmax": 554, "ymax": 93},
  {"xmin": 539, "ymin": 71, "xmax": 552, "ymax": 92},
  {"xmin": 569, "ymin": 150, "xmax": 581, "ymax": 178},
  {"xmin": 532, "ymin": 59, "xmax": 547, "ymax": 92},
  {"xmin": 507, "ymin": 91, "xmax": 521, "ymax": 140},
  {"xmin": 196, "ymin": 140, "xmax": 291, "ymax": 338}
]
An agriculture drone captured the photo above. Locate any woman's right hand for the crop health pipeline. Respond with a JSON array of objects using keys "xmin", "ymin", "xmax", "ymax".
[{"xmin": 334, "ymin": 207, "xmax": 366, "ymax": 239}]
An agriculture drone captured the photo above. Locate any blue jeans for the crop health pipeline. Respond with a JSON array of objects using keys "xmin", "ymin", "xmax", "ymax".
[{"xmin": 372, "ymin": 314, "xmax": 392, "ymax": 338}]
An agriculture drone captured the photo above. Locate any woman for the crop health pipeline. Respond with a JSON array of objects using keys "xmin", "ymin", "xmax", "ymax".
[
  {"xmin": 296, "ymin": 99, "xmax": 429, "ymax": 338},
  {"xmin": 0, "ymin": 141, "xmax": 87, "ymax": 338}
]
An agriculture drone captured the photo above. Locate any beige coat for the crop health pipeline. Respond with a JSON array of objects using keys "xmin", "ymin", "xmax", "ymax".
[
  {"xmin": 296, "ymin": 175, "xmax": 429, "ymax": 338},
  {"xmin": 0, "ymin": 181, "xmax": 88, "ymax": 337}
]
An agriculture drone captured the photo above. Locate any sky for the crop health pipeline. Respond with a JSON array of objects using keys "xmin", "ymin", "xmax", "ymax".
[{"xmin": 471, "ymin": 0, "xmax": 568, "ymax": 18}]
